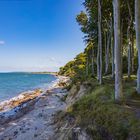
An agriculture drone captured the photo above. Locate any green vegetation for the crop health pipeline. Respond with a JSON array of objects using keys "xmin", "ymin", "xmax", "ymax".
[
  {"xmin": 58, "ymin": 0, "xmax": 140, "ymax": 139},
  {"xmin": 59, "ymin": 53, "xmax": 87, "ymax": 82},
  {"xmin": 59, "ymin": 0, "xmax": 140, "ymax": 101},
  {"xmin": 66, "ymin": 79, "xmax": 140, "ymax": 139}
]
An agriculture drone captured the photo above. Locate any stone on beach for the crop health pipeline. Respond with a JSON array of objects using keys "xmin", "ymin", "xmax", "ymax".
[{"xmin": 0, "ymin": 76, "xmax": 69, "ymax": 140}]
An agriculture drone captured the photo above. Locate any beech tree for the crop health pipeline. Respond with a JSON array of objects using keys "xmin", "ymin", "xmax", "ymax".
[
  {"xmin": 62, "ymin": 0, "xmax": 138, "ymax": 101},
  {"xmin": 98, "ymin": 0, "xmax": 102, "ymax": 84},
  {"xmin": 113, "ymin": 0, "xmax": 123, "ymax": 100},
  {"xmin": 135, "ymin": 0, "xmax": 140, "ymax": 94}
]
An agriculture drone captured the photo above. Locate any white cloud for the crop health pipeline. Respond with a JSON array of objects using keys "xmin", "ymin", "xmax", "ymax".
[{"xmin": 0, "ymin": 40, "xmax": 5, "ymax": 45}]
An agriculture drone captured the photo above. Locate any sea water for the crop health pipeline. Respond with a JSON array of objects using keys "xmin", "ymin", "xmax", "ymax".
[{"xmin": 0, "ymin": 73, "xmax": 57, "ymax": 102}]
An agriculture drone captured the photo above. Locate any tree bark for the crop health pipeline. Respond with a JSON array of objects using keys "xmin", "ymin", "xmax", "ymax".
[
  {"xmin": 106, "ymin": 31, "xmax": 111, "ymax": 74},
  {"xmin": 97, "ymin": 41, "xmax": 100, "ymax": 81},
  {"xmin": 127, "ymin": 0, "xmax": 133, "ymax": 79},
  {"xmin": 98, "ymin": 0, "xmax": 102, "ymax": 84},
  {"xmin": 105, "ymin": 32, "xmax": 107, "ymax": 73},
  {"xmin": 135, "ymin": 0, "xmax": 140, "ymax": 94},
  {"xmin": 131, "ymin": 34, "xmax": 135, "ymax": 73},
  {"xmin": 113, "ymin": 0, "xmax": 123, "ymax": 101},
  {"xmin": 120, "ymin": 20, "xmax": 123, "ymax": 78},
  {"xmin": 111, "ymin": 18, "xmax": 115, "ymax": 78},
  {"xmin": 91, "ymin": 47, "xmax": 95, "ymax": 77},
  {"xmin": 127, "ymin": 26, "xmax": 132, "ymax": 79}
]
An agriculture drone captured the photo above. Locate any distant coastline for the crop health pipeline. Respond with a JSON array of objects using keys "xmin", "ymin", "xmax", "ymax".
[
  {"xmin": 0, "ymin": 71, "xmax": 58, "ymax": 76},
  {"xmin": 29, "ymin": 72, "xmax": 58, "ymax": 75}
]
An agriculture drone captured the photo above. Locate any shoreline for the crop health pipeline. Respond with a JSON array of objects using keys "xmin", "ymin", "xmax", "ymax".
[
  {"xmin": 27, "ymin": 72, "xmax": 58, "ymax": 76},
  {"xmin": 0, "ymin": 75, "xmax": 69, "ymax": 140},
  {"xmin": 0, "ymin": 75, "xmax": 65, "ymax": 111},
  {"xmin": 0, "ymin": 72, "xmax": 58, "ymax": 103},
  {"xmin": 0, "ymin": 75, "xmax": 69, "ymax": 125}
]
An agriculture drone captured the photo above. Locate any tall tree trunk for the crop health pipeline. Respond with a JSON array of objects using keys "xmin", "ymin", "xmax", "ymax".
[
  {"xmin": 106, "ymin": 31, "xmax": 111, "ymax": 74},
  {"xmin": 135, "ymin": 0, "xmax": 140, "ymax": 94},
  {"xmin": 97, "ymin": 42, "xmax": 100, "ymax": 81},
  {"xmin": 105, "ymin": 32, "xmax": 107, "ymax": 73},
  {"xmin": 120, "ymin": 21, "xmax": 123, "ymax": 78},
  {"xmin": 98, "ymin": 0, "xmax": 102, "ymax": 84},
  {"xmin": 91, "ymin": 47, "xmax": 95, "ymax": 77},
  {"xmin": 113, "ymin": 0, "xmax": 123, "ymax": 101},
  {"xmin": 131, "ymin": 34, "xmax": 135, "ymax": 73},
  {"xmin": 111, "ymin": 18, "xmax": 115, "ymax": 78},
  {"xmin": 127, "ymin": 0, "xmax": 133, "ymax": 79},
  {"xmin": 127, "ymin": 26, "xmax": 132, "ymax": 79},
  {"xmin": 127, "ymin": 0, "xmax": 134, "ymax": 73}
]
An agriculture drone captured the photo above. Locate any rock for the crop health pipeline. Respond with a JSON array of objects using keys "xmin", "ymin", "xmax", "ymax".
[
  {"xmin": 0, "ymin": 98, "xmax": 37, "ymax": 125},
  {"xmin": 14, "ymin": 131, "xmax": 18, "ymax": 136},
  {"xmin": 77, "ymin": 130, "xmax": 92, "ymax": 140},
  {"xmin": 34, "ymin": 134, "xmax": 38, "ymax": 137},
  {"xmin": 38, "ymin": 113, "xmax": 43, "ymax": 117},
  {"xmin": 19, "ymin": 128, "xmax": 23, "ymax": 131},
  {"xmin": 21, "ymin": 130, "xmax": 26, "ymax": 133},
  {"xmin": 0, "ymin": 76, "xmax": 69, "ymax": 140}
]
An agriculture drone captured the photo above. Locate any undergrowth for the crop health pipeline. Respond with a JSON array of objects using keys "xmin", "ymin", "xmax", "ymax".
[{"xmin": 66, "ymin": 83, "xmax": 140, "ymax": 140}]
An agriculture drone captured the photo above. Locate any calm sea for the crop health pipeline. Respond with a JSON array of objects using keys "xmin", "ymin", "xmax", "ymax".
[{"xmin": 0, "ymin": 73, "xmax": 57, "ymax": 102}]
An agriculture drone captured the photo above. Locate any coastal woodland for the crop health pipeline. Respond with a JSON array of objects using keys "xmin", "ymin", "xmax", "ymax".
[
  {"xmin": 1, "ymin": 1, "xmax": 140, "ymax": 140},
  {"xmin": 58, "ymin": 0, "xmax": 140, "ymax": 139}
]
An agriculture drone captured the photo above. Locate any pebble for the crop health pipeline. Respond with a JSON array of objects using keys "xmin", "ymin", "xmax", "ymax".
[
  {"xmin": 14, "ymin": 131, "xmax": 18, "ymax": 136},
  {"xmin": 34, "ymin": 134, "xmax": 38, "ymax": 137},
  {"xmin": 21, "ymin": 130, "xmax": 26, "ymax": 133}
]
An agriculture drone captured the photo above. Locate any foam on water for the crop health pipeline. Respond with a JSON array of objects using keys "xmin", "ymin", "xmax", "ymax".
[{"xmin": 0, "ymin": 73, "xmax": 57, "ymax": 102}]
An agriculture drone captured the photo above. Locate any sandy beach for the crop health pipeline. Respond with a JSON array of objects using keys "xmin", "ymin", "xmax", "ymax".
[{"xmin": 0, "ymin": 76, "xmax": 69, "ymax": 140}]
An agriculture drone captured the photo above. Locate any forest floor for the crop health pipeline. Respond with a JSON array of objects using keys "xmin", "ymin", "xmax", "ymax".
[{"xmin": 104, "ymin": 74, "xmax": 140, "ymax": 118}]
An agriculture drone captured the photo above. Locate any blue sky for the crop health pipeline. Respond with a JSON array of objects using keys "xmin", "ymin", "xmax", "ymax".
[{"xmin": 0, "ymin": 0, "xmax": 85, "ymax": 72}]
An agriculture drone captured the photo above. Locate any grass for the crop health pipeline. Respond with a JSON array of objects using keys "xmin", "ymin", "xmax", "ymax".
[{"xmin": 66, "ymin": 77, "xmax": 140, "ymax": 140}]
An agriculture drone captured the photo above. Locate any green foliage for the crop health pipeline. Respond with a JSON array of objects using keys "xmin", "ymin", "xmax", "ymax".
[
  {"xmin": 58, "ymin": 0, "xmax": 140, "ymax": 139},
  {"xmin": 76, "ymin": 11, "xmax": 88, "ymax": 34},
  {"xmin": 59, "ymin": 53, "xmax": 87, "ymax": 82},
  {"xmin": 67, "ymin": 84, "xmax": 140, "ymax": 139}
]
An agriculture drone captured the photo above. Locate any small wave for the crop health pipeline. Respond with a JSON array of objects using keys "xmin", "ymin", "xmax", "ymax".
[{"xmin": 0, "ymin": 76, "xmax": 60, "ymax": 113}]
